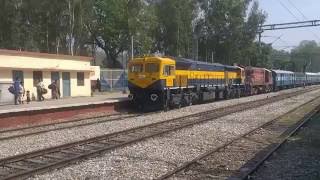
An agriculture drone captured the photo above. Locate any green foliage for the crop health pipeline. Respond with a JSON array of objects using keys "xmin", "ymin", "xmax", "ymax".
[
  {"xmin": 93, "ymin": 0, "xmax": 130, "ymax": 65},
  {"xmin": 270, "ymin": 40, "xmax": 320, "ymax": 72},
  {"xmin": 0, "ymin": 0, "xmax": 295, "ymax": 70},
  {"xmin": 0, "ymin": 0, "xmax": 94, "ymax": 55},
  {"xmin": 291, "ymin": 40, "xmax": 320, "ymax": 72},
  {"xmin": 271, "ymin": 49, "xmax": 293, "ymax": 70},
  {"xmin": 155, "ymin": 0, "xmax": 196, "ymax": 57},
  {"xmin": 196, "ymin": 0, "xmax": 267, "ymax": 65}
]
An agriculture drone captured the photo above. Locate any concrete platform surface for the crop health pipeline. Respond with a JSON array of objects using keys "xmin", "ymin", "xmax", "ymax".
[{"xmin": 0, "ymin": 92, "xmax": 128, "ymax": 115}]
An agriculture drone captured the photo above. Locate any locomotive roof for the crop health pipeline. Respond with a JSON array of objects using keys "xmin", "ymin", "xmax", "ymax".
[
  {"xmin": 305, "ymin": 72, "xmax": 320, "ymax": 75},
  {"xmin": 246, "ymin": 66, "xmax": 271, "ymax": 72},
  {"xmin": 272, "ymin": 69, "xmax": 294, "ymax": 74},
  {"xmin": 173, "ymin": 57, "xmax": 239, "ymax": 71}
]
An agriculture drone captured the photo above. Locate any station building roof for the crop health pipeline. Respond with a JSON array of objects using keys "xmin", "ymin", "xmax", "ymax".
[
  {"xmin": 0, "ymin": 49, "xmax": 92, "ymax": 61},
  {"xmin": 0, "ymin": 49, "xmax": 95, "ymax": 72}
]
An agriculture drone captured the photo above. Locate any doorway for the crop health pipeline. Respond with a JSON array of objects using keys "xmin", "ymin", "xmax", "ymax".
[
  {"xmin": 51, "ymin": 72, "xmax": 60, "ymax": 98},
  {"xmin": 62, "ymin": 72, "xmax": 71, "ymax": 97},
  {"xmin": 12, "ymin": 70, "xmax": 24, "ymax": 83}
]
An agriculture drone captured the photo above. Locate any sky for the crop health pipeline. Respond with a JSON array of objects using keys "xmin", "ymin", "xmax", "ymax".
[{"xmin": 258, "ymin": 0, "xmax": 320, "ymax": 51}]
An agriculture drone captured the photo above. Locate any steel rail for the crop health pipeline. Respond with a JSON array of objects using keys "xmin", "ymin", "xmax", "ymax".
[
  {"xmin": 0, "ymin": 87, "xmax": 314, "ymax": 141},
  {"xmin": 0, "ymin": 87, "xmax": 318, "ymax": 180},
  {"xmin": 0, "ymin": 113, "xmax": 141, "ymax": 141},
  {"xmin": 236, "ymin": 101, "xmax": 320, "ymax": 180},
  {"xmin": 157, "ymin": 94, "xmax": 320, "ymax": 180},
  {"xmin": 0, "ymin": 113, "xmax": 124, "ymax": 133}
]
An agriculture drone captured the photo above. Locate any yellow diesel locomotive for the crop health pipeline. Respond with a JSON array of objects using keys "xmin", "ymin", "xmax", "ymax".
[{"xmin": 128, "ymin": 56, "xmax": 245, "ymax": 110}]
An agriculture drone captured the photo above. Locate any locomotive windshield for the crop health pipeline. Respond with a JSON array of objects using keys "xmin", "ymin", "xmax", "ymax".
[
  {"xmin": 163, "ymin": 65, "xmax": 175, "ymax": 76},
  {"xmin": 130, "ymin": 64, "xmax": 143, "ymax": 73},
  {"xmin": 145, "ymin": 63, "xmax": 159, "ymax": 73}
]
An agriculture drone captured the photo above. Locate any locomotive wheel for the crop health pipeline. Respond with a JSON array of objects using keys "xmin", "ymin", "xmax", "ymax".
[
  {"xmin": 138, "ymin": 104, "xmax": 145, "ymax": 112},
  {"xmin": 223, "ymin": 89, "xmax": 229, "ymax": 100},
  {"xmin": 163, "ymin": 100, "xmax": 170, "ymax": 111},
  {"xmin": 236, "ymin": 88, "xmax": 241, "ymax": 98}
]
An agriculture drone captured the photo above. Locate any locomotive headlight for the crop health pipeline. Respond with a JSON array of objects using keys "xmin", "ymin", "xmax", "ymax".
[
  {"xmin": 150, "ymin": 94, "xmax": 158, "ymax": 102},
  {"xmin": 128, "ymin": 94, "xmax": 134, "ymax": 100}
]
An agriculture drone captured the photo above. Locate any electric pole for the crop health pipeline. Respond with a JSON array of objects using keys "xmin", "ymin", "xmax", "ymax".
[{"xmin": 131, "ymin": 36, "xmax": 134, "ymax": 60}]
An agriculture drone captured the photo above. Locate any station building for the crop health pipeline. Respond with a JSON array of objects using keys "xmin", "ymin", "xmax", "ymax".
[{"xmin": 0, "ymin": 49, "xmax": 100, "ymax": 104}]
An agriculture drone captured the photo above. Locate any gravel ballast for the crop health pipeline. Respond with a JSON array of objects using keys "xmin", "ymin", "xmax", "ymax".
[
  {"xmin": 27, "ymin": 88, "xmax": 320, "ymax": 179},
  {"xmin": 252, "ymin": 110, "xmax": 320, "ymax": 180},
  {"xmin": 0, "ymin": 87, "xmax": 316, "ymax": 159}
]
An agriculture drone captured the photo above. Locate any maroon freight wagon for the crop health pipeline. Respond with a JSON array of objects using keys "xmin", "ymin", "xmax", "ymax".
[{"xmin": 245, "ymin": 67, "xmax": 273, "ymax": 95}]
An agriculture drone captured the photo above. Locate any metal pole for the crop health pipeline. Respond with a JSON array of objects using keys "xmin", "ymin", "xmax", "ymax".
[
  {"xmin": 211, "ymin": 51, "xmax": 214, "ymax": 63},
  {"xmin": 258, "ymin": 32, "xmax": 262, "ymax": 49},
  {"xmin": 122, "ymin": 52, "xmax": 127, "ymax": 94},
  {"xmin": 196, "ymin": 38, "xmax": 199, "ymax": 61},
  {"xmin": 131, "ymin": 36, "xmax": 134, "ymax": 60},
  {"xmin": 254, "ymin": 31, "xmax": 262, "ymax": 66},
  {"xmin": 92, "ymin": 40, "xmax": 96, "ymax": 66}
]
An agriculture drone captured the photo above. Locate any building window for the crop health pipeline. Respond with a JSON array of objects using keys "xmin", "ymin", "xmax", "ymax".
[
  {"xmin": 33, "ymin": 71, "xmax": 43, "ymax": 86},
  {"xmin": 77, "ymin": 72, "xmax": 85, "ymax": 86}
]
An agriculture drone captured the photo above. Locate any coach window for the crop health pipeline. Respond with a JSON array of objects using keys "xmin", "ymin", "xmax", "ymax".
[
  {"xmin": 163, "ymin": 65, "xmax": 175, "ymax": 76},
  {"xmin": 145, "ymin": 63, "xmax": 159, "ymax": 73}
]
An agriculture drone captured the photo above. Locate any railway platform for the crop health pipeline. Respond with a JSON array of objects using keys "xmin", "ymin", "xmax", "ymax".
[{"xmin": 0, "ymin": 92, "xmax": 129, "ymax": 129}]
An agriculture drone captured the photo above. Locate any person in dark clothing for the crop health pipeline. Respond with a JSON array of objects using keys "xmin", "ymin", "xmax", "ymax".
[
  {"xmin": 19, "ymin": 82, "xmax": 25, "ymax": 104},
  {"xmin": 49, "ymin": 80, "xmax": 59, "ymax": 99},
  {"xmin": 36, "ymin": 80, "xmax": 45, "ymax": 101},
  {"xmin": 26, "ymin": 90, "xmax": 31, "ymax": 104},
  {"xmin": 13, "ymin": 78, "xmax": 21, "ymax": 105},
  {"xmin": 96, "ymin": 78, "xmax": 101, "ymax": 92}
]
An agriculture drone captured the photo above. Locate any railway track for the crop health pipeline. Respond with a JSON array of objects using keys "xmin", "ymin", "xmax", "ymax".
[
  {"xmin": 235, "ymin": 103, "xmax": 320, "ymax": 180},
  {"xmin": 157, "ymin": 94, "xmax": 320, "ymax": 180},
  {"xmin": 0, "ymin": 87, "xmax": 318, "ymax": 180},
  {"xmin": 0, "ymin": 88, "xmax": 313, "ymax": 142},
  {"xmin": 0, "ymin": 113, "xmax": 142, "ymax": 141}
]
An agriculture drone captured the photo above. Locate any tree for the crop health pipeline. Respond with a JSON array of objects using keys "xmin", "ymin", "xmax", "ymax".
[
  {"xmin": 93, "ymin": 0, "xmax": 135, "ymax": 66},
  {"xmin": 155, "ymin": 0, "xmax": 196, "ymax": 57},
  {"xmin": 291, "ymin": 40, "xmax": 320, "ymax": 72},
  {"xmin": 130, "ymin": 2, "xmax": 159, "ymax": 55},
  {"xmin": 196, "ymin": 0, "xmax": 266, "ymax": 65},
  {"xmin": 0, "ymin": 0, "xmax": 94, "ymax": 56},
  {"xmin": 270, "ymin": 49, "xmax": 292, "ymax": 70}
]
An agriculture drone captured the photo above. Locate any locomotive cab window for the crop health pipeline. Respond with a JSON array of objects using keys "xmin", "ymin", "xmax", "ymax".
[
  {"xmin": 130, "ymin": 64, "xmax": 143, "ymax": 73},
  {"xmin": 145, "ymin": 63, "xmax": 159, "ymax": 73},
  {"xmin": 163, "ymin": 65, "xmax": 175, "ymax": 76}
]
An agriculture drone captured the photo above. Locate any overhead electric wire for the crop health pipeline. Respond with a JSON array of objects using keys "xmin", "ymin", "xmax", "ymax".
[
  {"xmin": 270, "ymin": 34, "xmax": 283, "ymax": 45},
  {"xmin": 278, "ymin": 0, "xmax": 300, "ymax": 21},
  {"xmin": 286, "ymin": 0, "xmax": 320, "ymax": 41},
  {"xmin": 281, "ymin": 0, "xmax": 320, "ymax": 41},
  {"xmin": 286, "ymin": 0, "xmax": 308, "ymax": 20}
]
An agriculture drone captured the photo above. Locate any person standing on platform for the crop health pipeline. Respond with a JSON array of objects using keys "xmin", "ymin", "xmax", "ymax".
[
  {"xmin": 49, "ymin": 80, "xmax": 59, "ymax": 99},
  {"xmin": 13, "ymin": 78, "xmax": 21, "ymax": 105},
  {"xmin": 36, "ymin": 80, "xmax": 45, "ymax": 101},
  {"xmin": 26, "ymin": 90, "xmax": 31, "ymax": 104},
  {"xmin": 96, "ymin": 78, "xmax": 101, "ymax": 92},
  {"xmin": 19, "ymin": 82, "xmax": 25, "ymax": 104},
  {"xmin": 56, "ymin": 80, "xmax": 61, "ymax": 98}
]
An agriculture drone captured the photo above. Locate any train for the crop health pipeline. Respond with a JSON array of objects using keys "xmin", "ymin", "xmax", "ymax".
[{"xmin": 127, "ymin": 56, "xmax": 320, "ymax": 111}]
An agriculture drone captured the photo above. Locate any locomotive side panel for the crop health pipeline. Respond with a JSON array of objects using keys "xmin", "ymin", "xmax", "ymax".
[{"xmin": 245, "ymin": 67, "xmax": 273, "ymax": 94}]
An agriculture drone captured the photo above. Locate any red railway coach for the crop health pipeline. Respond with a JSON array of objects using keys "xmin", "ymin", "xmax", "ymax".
[{"xmin": 245, "ymin": 67, "xmax": 273, "ymax": 95}]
